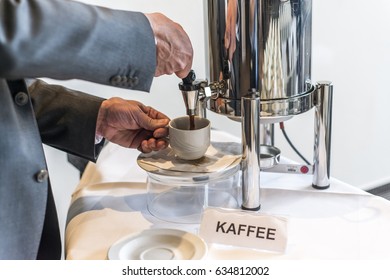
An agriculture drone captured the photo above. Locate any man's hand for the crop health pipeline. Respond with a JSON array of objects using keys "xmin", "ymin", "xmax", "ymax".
[
  {"xmin": 96, "ymin": 97, "xmax": 170, "ymax": 153},
  {"xmin": 145, "ymin": 13, "xmax": 193, "ymax": 79}
]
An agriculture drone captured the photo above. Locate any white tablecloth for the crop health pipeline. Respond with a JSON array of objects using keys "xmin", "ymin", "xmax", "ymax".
[{"xmin": 65, "ymin": 130, "xmax": 390, "ymax": 260}]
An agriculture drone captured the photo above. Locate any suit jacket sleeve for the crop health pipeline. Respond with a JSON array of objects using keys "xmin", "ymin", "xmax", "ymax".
[
  {"xmin": 0, "ymin": 0, "xmax": 156, "ymax": 91},
  {"xmin": 30, "ymin": 80, "xmax": 105, "ymax": 162}
]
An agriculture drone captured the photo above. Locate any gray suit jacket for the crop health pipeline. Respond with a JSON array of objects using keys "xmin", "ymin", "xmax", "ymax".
[{"xmin": 0, "ymin": 0, "xmax": 156, "ymax": 259}]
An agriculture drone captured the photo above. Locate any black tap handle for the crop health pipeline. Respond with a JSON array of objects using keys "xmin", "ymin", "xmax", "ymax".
[
  {"xmin": 179, "ymin": 69, "xmax": 201, "ymax": 91},
  {"xmin": 182, "ymin": 70, "xmax": 196, "ymax": 84}
]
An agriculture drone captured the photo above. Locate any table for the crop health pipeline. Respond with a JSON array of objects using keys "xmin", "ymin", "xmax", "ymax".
[{"xmin": 65, "ymin": 130, "xmax": 390, "ymax": 260}]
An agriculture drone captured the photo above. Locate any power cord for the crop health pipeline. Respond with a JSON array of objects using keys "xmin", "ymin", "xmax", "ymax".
[{"xmin": 279, "ymin": 122, "xmax": 311, "ymax": 165}]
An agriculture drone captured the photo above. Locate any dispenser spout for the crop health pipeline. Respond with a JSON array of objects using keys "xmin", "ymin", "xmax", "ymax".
[{"xmin": 179, "ymin": 70, "xmax": 200, "ymax": 116}]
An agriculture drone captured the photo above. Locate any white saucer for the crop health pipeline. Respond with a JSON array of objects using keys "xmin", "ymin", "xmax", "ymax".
[
  {"xmin": 137, "ymin": 141, "xmax": 241, "ymax": 176},
  {"xmin": 108, "ymin": 229, "xmax": 208, "ymax": 260}
]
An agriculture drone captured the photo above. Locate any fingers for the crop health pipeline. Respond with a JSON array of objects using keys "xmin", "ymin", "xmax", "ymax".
[
  {"xmin": 137, "ymin": 114, "xmax": 169, "ymax": 132},
  {"xmin": 144, "ymin": 105, "xmax": 170, "ymax": 120},
  {"xmin": 138, "ymin": 138, "xmax": 169, "ymax": 153},
  {"xmin": 136, "ymin": 104, "xmax": 170, "ymax": 131},
  {"xmin": 153, "ymin": 127, "xmax": 168, "ymax": 139},
  {"xmin": 133, "ymin": 124, "xmax": 168, "ymax": 153},
  {"xmin": 137, "ymin": 127, "xmax": 168, "ymax": 153},
  {"xmin": 175, "ymin": 67, "xmax": 192, "ymax": 79}
]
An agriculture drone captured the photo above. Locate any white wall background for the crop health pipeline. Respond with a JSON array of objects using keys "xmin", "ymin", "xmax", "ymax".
[{"xmin": 44, "ymin": 0, "xmax": 390, "ymax": 256}]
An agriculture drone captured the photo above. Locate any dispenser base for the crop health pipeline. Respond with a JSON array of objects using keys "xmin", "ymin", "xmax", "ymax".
[
  {"xmin": 312, "ymin": 184, "xmax": 330, "ymax": 190},
  {"xmin": 241, "ymin": 205, "xmax": 261, "ymax": 211}
]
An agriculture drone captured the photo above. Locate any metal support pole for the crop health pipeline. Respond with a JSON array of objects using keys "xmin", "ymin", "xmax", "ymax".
[
  {"xmin": 241, "ymin": 93, "xmax": 261, "ymax": 210},
  {"xmin": 313, "ymin": 81, "xmax": 333, "ymax": 189}
]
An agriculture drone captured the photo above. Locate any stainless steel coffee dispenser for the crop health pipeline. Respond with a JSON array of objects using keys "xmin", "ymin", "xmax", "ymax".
[{"xmin": 179, "ymin": 0, "xmax": 333, "ymax": 211}]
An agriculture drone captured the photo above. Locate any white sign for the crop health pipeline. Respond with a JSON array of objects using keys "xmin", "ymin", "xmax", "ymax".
[{"xmin": 199, "ymin": 208, "xmax": 288, "ymax": 253}]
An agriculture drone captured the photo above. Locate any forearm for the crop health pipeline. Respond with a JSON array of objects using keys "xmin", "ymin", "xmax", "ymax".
[
  {"xmin": 30, "ymin": 80, "xmax": 105, "ymax": 162},
  {"xmin": 0, "ymin": 0, "xmax": 156, "ymax": 91}
]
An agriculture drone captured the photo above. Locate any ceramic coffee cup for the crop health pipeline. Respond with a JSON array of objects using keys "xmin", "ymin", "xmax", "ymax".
[{"xmin": 169, "ymin": 116, "xmax": 211, "ymax": 160}]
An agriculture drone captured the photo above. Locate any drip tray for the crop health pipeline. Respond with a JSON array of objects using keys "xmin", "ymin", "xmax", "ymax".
[{"xmin": 260, "ymin": 145, "xmax": 281, "ymax": 169}]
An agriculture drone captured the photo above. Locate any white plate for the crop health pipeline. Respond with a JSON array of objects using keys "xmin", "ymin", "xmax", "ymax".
[
  {"xmin": 108, "ymin": 229, "xmax": 208, "ymax": 260},
  {"xmin": 137, "ymin": 141, "xmax": 241, "ymax": 176}
]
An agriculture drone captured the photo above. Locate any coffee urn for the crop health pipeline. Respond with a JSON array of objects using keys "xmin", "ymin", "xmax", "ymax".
[{"xmin": 180, "ymin": 0, "xmax": 333, "ymax": 211}]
